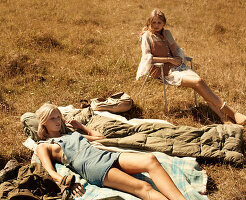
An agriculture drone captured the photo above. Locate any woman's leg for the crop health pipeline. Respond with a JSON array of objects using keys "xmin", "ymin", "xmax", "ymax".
[
  {"xmin": 207, "ymin": 102, "xmax": 234, "ymax": 124},
  {"xmin": 104, "ymin": 166, "xmax": 168, "ymax": 200},
  {"xmin": 181, "ymin": 75, "xmax": 246, "ymax": 125},
  {"xmin": 104, "ymin": 152, "xmax": 186, "ymax": 200}
]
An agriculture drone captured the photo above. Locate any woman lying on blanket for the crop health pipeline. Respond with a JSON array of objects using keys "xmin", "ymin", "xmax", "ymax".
[
  {"xmin": 36, "ymin": 103, "xmax": 186, "ymax": 200},
  {"xmin": 137, "ymin": 9, "xmax": 246, "ymax": 126}
]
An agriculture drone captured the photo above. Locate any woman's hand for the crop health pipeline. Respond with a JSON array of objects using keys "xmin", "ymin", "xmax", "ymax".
[
  {"xmin": 67, "ymin": 119, "xmax": 105, "ymax": 140},
  {"xmin": 169, "ymin": 57, "xmax": 182, "ymax": 66},
  {"xmin": 70, "ymin": 183, "xmax": 85, "ymax": 198},
  {"xmin": 67, "ymin": 120, "xmax": 105, "ymax": 140},
  {"xmin": 66, "ymin": 120, "xmax": 83, "ymax": 130}
]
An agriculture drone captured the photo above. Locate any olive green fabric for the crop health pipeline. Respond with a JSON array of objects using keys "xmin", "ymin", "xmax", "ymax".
[
  {"xmin": 0, "ymin": 163, "xmax": 68, "ymax": 200},
  {"xmin": 20, "ymin": 112, "xmax": 41, "ymax": 142},
  {"xmin": 62, "ymin": 107, "xmax": 94, "ymax": 125},
  {"xmin": 20, "ymin": 109, "xmax": 244, "ymax": 164},
  {"xmin": 86, "ymin": 115, "xmax": 244, "ymax": 164}
]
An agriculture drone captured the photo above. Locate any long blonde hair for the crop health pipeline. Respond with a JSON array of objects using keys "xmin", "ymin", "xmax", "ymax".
[
  {"xmin": 140, "ymin": 9, "xmax": 167, "ymax": 39},
  {"xmin": 36, "ymin": 103, "xmax": 66, "ymax": 140}
]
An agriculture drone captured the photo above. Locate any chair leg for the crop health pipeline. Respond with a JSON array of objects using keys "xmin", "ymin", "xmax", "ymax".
[
  {"xmin": 190, "ymin": 59, "xmax": 198, "ymax": 107},
  {"xmin": 194, "ymin": 90, "xmax": 198, "ymax": 107},
  {"xmin": 138, "ymin": 66, "xmax": 154, "ymax": 96},
  {"xmin": 160, "ymin": 65, "xmax": 168, "ymax": 114}
]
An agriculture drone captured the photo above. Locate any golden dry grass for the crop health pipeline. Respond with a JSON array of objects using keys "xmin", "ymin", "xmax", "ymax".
[{"xmin": 0, "ymin": 0, "xmax": 246, "ymax": 199}]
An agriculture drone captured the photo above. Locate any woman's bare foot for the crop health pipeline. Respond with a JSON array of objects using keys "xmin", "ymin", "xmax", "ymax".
[{"xmin": 235, "ymin": 112, "xmax": 246, "ymax": 126}]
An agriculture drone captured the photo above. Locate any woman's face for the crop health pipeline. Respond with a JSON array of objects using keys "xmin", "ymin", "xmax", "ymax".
[
  {"xmin": 44, "ymin": 109, "xmax": 62, "ymax": 133},
  {"xmin": 151, "ymin": 16, "xmax": 165, "ymax": 33}
]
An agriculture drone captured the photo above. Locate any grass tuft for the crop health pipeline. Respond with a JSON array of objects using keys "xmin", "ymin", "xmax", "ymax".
[{"xmin": 31, "ymin": 34, "xmax": 64, "ymax": 50}]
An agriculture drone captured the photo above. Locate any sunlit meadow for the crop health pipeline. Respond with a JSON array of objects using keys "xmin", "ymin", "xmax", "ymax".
[{"xmin": 0, "ymin": 0, "xmax": 245, "ymax": 199}]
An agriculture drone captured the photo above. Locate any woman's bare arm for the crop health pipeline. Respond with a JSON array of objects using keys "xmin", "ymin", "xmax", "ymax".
[
  {"xmin": 36, "ymin": 143, "xmax": 63, "ymax": 182},
  {"xmin": 152, "ymin": 43, "xmax": 182, "ymax": 66},
  {"xmin": 152, "ymin": 56, "xmax": 182, "ymax": 66},
  {"xmin": 66, "ymin": 120, "xmax": 106, "ymax": 141},
  {"xmin": 36, "ymin": 143, "xmax": 84, "ymax": 197}
]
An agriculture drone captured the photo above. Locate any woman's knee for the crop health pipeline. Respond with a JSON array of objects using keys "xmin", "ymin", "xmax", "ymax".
[
  {"xmin": 144, "ymin": 153, "xmax": 160, "ymax": 169},
  {"xmin": 137, "ymin": 180, "xmax": 153, "ymax": 194},
  {"xmin": 181, "ymin": 75, "xmax": 205, "ymax": 89},
  {"xmin": 191, "ymin": 77, "xmax": 205, "ymax": 89}
]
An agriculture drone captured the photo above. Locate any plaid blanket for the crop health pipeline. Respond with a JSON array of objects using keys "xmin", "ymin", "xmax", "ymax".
[{"xmin": 55, "ymin": 150, "xmax": 208, "ymax": 200}]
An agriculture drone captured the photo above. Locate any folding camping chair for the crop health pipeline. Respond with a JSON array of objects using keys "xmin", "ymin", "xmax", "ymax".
[{"xmin": 139, "ymin": 57, "xmax": 198, "ymax": 114}]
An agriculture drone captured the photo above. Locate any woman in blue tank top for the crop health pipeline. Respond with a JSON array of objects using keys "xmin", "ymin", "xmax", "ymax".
[{"xmin": 36, "ymin": 103, "xmax": 186, "ymax": 200}]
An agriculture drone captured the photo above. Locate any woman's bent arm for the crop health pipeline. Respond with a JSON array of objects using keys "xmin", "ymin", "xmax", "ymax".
[
  {"xmin": 66, "ymin": 119, "xmax": 105, "ymax": 141},
  {"xmin": 36, "ymin": 143, "xmax": 63, "ymax": 182},
  {"xmin": 152, "ymin": 56, "xmax": 182, "ymax": 66}
]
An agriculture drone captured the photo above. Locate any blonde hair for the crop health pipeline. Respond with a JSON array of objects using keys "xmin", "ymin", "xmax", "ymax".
[
  {"xmin": 140, "ymin": 9, "xmax": 167, "ymax": 39},
  {"xmin": 36, "ymin": 103, "xmax": 66, "ymax": 140}
]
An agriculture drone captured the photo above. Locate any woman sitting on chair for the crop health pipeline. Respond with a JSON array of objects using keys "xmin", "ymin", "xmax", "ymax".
[
  {"xmin": 36, "ymin": 103, "xmax": 186, "ymax": 200},
  {"xmin": 136, "ymin": 9, "xmax": 246, "ymax": 126}
]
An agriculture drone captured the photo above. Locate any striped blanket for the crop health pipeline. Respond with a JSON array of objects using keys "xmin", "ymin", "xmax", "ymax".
[{"xmin": 55, "ymin": 146, "xmax": 208, "ymax": 200}]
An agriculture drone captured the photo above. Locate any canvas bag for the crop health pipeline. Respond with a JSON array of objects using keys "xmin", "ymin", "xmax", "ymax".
[{"xmin": 90, "ymin": 92, "xmax": 133, "ymax": 113}]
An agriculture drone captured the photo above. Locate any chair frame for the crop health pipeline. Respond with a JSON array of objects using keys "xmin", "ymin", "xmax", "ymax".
[{"xmin": 139, "ymin": 57, "xmax": 198, "ymax": 114}]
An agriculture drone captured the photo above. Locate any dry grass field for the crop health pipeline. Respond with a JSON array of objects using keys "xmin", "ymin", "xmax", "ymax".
[{"xmin": 0, "ymin": 0, "xmax": 246, "ymax": 199}]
